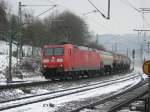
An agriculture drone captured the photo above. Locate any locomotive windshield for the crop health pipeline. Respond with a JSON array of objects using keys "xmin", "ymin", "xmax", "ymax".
[{"xmin": 44, "ymin": 47, "xmax": 64, "ymax": 56}]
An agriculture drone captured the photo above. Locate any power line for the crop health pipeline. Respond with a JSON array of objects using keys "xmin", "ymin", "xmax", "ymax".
[
  {"xmin": 36, "ymin": 5, "xmax": 56, "ymax": 17},
  {"xmin": 87, "ymin": 0, "xmax": 106, "ymax": 18},
  {"xmin": 48, "ymin": 0, "xmax": 71, "ymax": 11},
  {"xmin": 119, "ymin": 0, "xmax": 140, "ymax": 13},
  {"xmin": 83, "ymin": 10, "xmax": 97, "ymax": 16},
  {"xmin": 21, "ymin": 3, "xmax": 57, "ymax": 18},
  {"xmin": 21, "ymin": 5, "xmax": 55, "ymax": 7},
  {"xmin": 143, "ymin": 15, "xmax": 150, "ymax": 28},
  {"xmin": 120, "ymin": 0, "xmax": 150, "ymax": 28},
  {"xmin": 125, "ymin": 0, "xmax": 141, "ymax": 12},
  {"xmin": 47, "ymin": 0, "xmax": 123, "ymax": 36}
]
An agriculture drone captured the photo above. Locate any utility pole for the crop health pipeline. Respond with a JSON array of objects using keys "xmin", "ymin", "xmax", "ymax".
[
  {"xmin": 148, "ymin": 42, "xmax": 150, "ymax": 56},
  {"xmin": 17, "ymin": 2, "xmax": 56, "ymax": 60},
  {"xmin": 114, "ymin": 43, "xmax": 118, "ymax": 52},
  {"xmin": 18, "ymin": 2, "xmax": 22, "ymax": 62},
  {"xmin": 126, "ymin": 48, "xmax": 129, "ymax": 57},
  {"xmin": 132, "ymin": 49, "xmax": 135, "ymax": 70},
  {"xmin": 139, "ymin": 8, "xmax": 150, "ymax": 39},
  {"xmin": 112, "ymin": 44, "xmax": 114, "ymax": 52},
  {"xmin": 107, "ymin": 0, "xmax": 110, "ymax": 19},
  {"xmin": 8, "ymin": 31, "xmax": 13, "ymax": 82},
  {"xmin": 134, "ymin": 29, "xmax": 150, "ymax": 63},
  {"xmin": 96, "ymin": 34, "xmax": 99, "ymax": 45},
  {"xmin": 138, "ymin": 8, "xmax": 150, "ymax": 112},
  {"xmin": 140, "ymin": 44, "xmax": 144, "ymax": 63}
]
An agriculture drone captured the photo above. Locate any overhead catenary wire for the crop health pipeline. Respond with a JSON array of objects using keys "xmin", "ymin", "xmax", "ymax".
[
  {"xmin": 120, "ymin": 0, "xmax": 150, "ymax": 28},
  {"xmin": 87, "ymin": 0, "xmax": 106, "ymax": 18},
  {"xmin": 47, "ymin": 0, "xmax": 122, "ymax": 35},
  {"xmin": 21, "ymin": 5, "xmax": 56, "ymax": 7},
  {"xmin": 83, "ymin": 8, "xmax": 123, "ymax": 33},
  {"xmin": 120, "ymin": 0, "xmax": 141, "ymax": 13},
  {"xmin": 36, "ymin": 5, "xmax": 56, "ymax": 17}
]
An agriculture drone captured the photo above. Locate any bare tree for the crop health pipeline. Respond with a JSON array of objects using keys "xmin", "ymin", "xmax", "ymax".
[
  {"xmin": 47, "ymin": 11, "xmax": 91, "ymax": 45},
  {"xmin": 0, "ymin": 1, "xmax": 8, "ymax": 40}
]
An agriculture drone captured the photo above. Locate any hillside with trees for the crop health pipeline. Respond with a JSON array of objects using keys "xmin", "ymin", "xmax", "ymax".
[{"xmin": 0, "ymin": 0, "xmax": 105, "ymax": 51}]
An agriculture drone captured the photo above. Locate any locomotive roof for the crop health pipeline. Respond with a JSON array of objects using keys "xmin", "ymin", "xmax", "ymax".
[
  {"xmin": 43, "ymin": 44, "xmax": 103, "ymax": 52},
  {"xmin": 43, "ymin": 44, "xmax": 64, "ymax": 48}
]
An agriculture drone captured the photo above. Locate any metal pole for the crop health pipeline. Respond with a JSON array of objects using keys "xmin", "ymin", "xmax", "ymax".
[
  {"xmin": 107, "ymin": 0, "xmax": 110, "ymax": 19},
  {"xmin": 148, "ymin": 76, "xmax": 150, "ymax": 112},
  {"xmin": 18, "ymin": 2, "xmax": 22, "ymax": 61},
  {"xmin": 115, "ymin": 43, "xmax": 117, "ymax": 52},
  {"xmin": 112, "ymin": 44, "xmax": 114, "ymax": 51},
  {"xmin": 8, "ymin": 32, "xmax": 12, "ymax": 82},
  {"xmin": 127, "ymin": 48, "xmax": 129, "ymax": 57},
  {"xmin": 148, "ymin": 42, "xmax": 150, "ymax": 56},
  {"xmin": 147, "ymin": 63, "xmax": 150, "ymax": 112},
  {"xmin": 132, "ymin": 49, "xmax": 135, "ymax": 71},
  {"xmin": 140, "ymin": 44, "xmax": 144, "ymax": 63},
  {"xmin": 133, "ymin": 58, "xmax": 134, "ymax": 71}
]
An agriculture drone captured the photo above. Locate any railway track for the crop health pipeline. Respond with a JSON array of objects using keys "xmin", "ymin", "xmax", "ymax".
[
  {"xmin": 0, "ymin": 71, "xmax": 135, "ymax": 103},
  {"xmin": 0, "ymin": 80, "xmax": 50, "ymax": 90},
  {"xmin": 0, "ymin": 73, "xmax": 142, "ymax": 111},
  {"xmin": 71, "ymin": 78, "xmax": 148, "ymax": 112},
  {"xmin": 108, "ymin": 85, "xmax": 148, "ymax": 112},
  {"xmin": 0, "ymin": 70, "xmax": 133, "ymax": 91}
]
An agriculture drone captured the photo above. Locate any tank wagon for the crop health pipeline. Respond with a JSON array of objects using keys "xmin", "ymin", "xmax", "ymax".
[{"xmin": 41, "ymin": 44, "xmax": 131, "ymax": 79}]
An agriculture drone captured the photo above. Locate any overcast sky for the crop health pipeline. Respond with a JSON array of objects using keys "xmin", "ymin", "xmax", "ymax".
[{"xmin": 4, "ymin": 0, "xmax": 150, "ymax": 35}]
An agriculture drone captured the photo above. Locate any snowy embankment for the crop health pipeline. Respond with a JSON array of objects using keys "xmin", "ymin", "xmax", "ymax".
[
  {"xmin": 0, "ymin": 40, "xmax": 43, "ymax": 82},
  {"xmin": 0, "ymin": 41, "xmax": 17, "ymax": 81},
  {"xmin": 0, "ymin": 55, "xmax": 17, "ymax": 79}
]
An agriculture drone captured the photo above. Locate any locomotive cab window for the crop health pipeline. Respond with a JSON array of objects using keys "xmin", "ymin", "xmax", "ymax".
[
  {"xmin": 44, "ymin": 48, "xmax": 53, "ymax": 56},
  {"xmin": 54, "ymin": 47, "xmax": 64, "ymax": 55},
  {"xmin": 44, "ymin": 47, "xmax": 64, "ymax": 56}
]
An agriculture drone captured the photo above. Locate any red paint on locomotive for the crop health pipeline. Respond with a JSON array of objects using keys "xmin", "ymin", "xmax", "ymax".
[{"xmin": 41, "ymin": 44, "xmax": 101, "ymax": 74}]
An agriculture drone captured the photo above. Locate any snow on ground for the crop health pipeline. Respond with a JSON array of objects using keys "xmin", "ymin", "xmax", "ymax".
[
  {"xmin": 1, "ymin": 74, "xmax": 142, "ymax": 112},
  {"xmin": 0, "ymin": 40, "xmax": 42, "ymax": 82},
  {"xmin": 0, "ymin": 55, "xmax": 17, "ymax": 72},
  {"xmin": 0, "ymin": 89, "xmax": 25, "ymax": 102},
  {"xmin": 0, "ymin": 41, "xmax": 17, "ymax": 81},
  {"xmin": 0, "ymin": 41, "xmax": 17, "ymax": 80},
  {"xmin": 49, "ymin": 76, "xmax": 141, "ymax": 105},
  {"xmin": 0, "ymin": 55, "xmax": 17, "ymax": 81},
  {"xmin": 134, "ymin": 66, "xmax": 148, "ymax": 80}
]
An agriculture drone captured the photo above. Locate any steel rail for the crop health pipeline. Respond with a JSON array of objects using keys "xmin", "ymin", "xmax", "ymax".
[
  {"xmin": 0, "ymin": 72, "xmax": 138, "ymax": 104},
  {"xmin": 0, "ymin": 73, "xmax": 140, "ymax": 111},
  {"xmin": 0, "ymin": 69, "xmax": 133, "ymax": 90},
  {"xmin": 108, "ymin": 84, "xmax": 148, "ymax": 112},
  {"xmin": 70, "ymin": 79, "xmax": 148, "ymax": 112},
  {"xmin": 0, "ymin": 80, "xmax": 50, "ymax": 90}
]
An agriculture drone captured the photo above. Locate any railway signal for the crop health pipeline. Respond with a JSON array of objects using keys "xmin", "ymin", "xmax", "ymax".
[
  {"xmin": 132, "ymin": 49, "xmax": 135, "ymax": 70},
  {"xmin": 143, "ymin": 60, "xmax": 150, "ymax": 112}
]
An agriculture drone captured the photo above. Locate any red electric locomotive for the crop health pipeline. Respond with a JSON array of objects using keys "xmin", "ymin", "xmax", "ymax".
[{"xmin": 41, "ymin": 44, "xmax": 102, "ymax": 79}]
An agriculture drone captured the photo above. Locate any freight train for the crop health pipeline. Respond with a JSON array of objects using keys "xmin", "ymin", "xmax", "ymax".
[{"xmin": 40, "ymin": 44, "xmax": 131, "ymax": 79}]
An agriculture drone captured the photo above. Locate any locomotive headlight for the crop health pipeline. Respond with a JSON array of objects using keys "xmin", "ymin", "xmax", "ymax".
[
  {"xmin": 43, "ymin": 59, "xmax": 49, "ymax": 63},
  {"xmin": 57, "ymin": 58, "xmax": 63, "ymax": 62},
  {"xmin": 60, "ymin": 64, "xmax": 63, "ymax": 67},
  {"xmin": 43, "ymin": 65, "xmax": 47, "ymax": 68}
]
